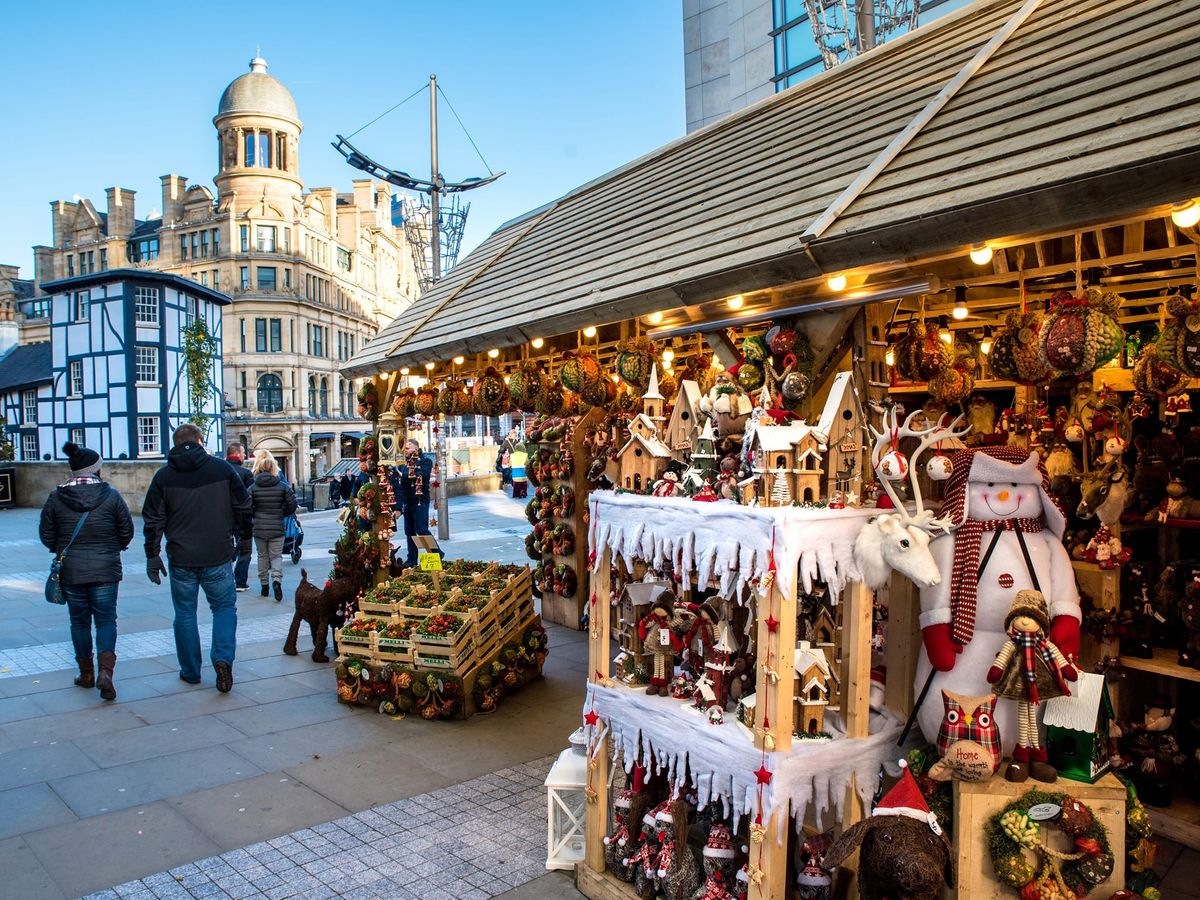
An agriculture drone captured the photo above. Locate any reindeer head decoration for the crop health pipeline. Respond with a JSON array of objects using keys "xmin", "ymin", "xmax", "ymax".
[
  {"xmin": 854, "ymin": 407, "xmax": 969, "ymax": 591},
  {"xmin": 1077, "ymin": 459, "xmax": 1131, "ymax": 533}
]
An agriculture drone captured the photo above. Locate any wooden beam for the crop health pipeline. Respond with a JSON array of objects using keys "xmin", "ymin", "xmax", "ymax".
[
  {"xmin": 883, "ymin": 576, "xmax": 919, "ymax": 719},
  {"xmin": 585, "ymin": 545, "xmax": 613, "ymax": 874},
  {"xmin": 841, "ymin": 580, "xmax": 875, "ymax": 829}
]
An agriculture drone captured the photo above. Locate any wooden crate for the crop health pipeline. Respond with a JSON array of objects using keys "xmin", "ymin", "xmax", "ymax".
[{"xmin": 952, "ymin": 774, "xmax": 1126, "ymax": 899}]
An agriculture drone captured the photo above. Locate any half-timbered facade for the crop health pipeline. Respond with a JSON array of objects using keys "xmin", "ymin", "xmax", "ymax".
[
  {"xmin": 0, "ymin": 343, "xmax": 52, "ymax": 461},
  {"xmin": 37, "ymin": 270, "xmax": 229, "ymax": 460}
]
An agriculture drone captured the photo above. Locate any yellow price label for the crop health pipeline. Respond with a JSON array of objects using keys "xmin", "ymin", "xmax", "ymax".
[{"xmin": 418, "ymin": 551, "xmax": 442, "ymax": 572}]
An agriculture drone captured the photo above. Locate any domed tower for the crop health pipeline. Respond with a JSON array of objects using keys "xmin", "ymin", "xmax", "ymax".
[{"xmin": 213, "ymin": 56, "xmax": 303, "ymax": 213}]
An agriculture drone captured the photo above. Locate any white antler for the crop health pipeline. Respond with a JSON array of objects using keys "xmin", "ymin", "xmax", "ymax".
[{"xmin": 868, "ymin": 406, "xmax": 969, "ymax": 533}]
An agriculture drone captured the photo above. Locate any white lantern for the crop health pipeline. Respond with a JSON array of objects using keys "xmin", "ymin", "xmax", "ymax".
[
  {"xmin": 545, "ymin": 747, "xmax": 588, "ymax": 870},
  {"xmin": 926, "ymin": 454, "xmax": 953, "ymax": 481},
  {"xmin": 878, "ymin": 450, "xmax": 909, "ymax": 481}
]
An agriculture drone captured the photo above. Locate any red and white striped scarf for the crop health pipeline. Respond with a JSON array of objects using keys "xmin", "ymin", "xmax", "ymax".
[
  {"xmin": 950, "ymin": 517, "xmax": 1042, "ymax": 645},
  {"xmin": 1010, "ymin": 627, "xmax": 1070, "ymax": 705},
  {"xmin": 654, "ymin": 835, "xmax": 676, "ymax": 878}
]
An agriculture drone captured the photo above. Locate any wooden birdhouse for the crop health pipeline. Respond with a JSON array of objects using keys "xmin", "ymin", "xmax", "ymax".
[
  {"xmin": 793, "ymin": 641, "xmax": 832, "ymax": 737},
  {"xmin": 1043, "ymin": 672, "xmax": 1115, "ymax": 783},
  {"xmin": 664, "ymin": 379, "xmax": 704, "ymax": 458},
  {"xmin": 615, "ymin": 431, "xmax": 672, "ymax": 493},
  {"xmin": 815, "ymin": 371, "xmax": 862, "ymax": 504},
  {"xmin": 747, "ymin": 423, "xmax": 826, "ymax": 506},
  {"xmin": 614, "ymin": 580, "xmax": 672, "ymax": 684}
]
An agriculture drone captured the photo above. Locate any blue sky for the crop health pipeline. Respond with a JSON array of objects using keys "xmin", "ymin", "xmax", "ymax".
[{"xmin": 0, "ymin": 1, "xmax": 684, "ymax": 275}]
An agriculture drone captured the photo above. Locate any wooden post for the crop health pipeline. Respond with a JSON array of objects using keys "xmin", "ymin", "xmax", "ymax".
[
  {"xmin": 841, "ymin": 580, "xmax": 874, "ymax": 825},
  {"xmin": 883, "ymin": 575, "xmax": 920, "ymax": 718},
  {"xmin": 584, "ymin": 544, "xmax": 613, "ymax": 873}
]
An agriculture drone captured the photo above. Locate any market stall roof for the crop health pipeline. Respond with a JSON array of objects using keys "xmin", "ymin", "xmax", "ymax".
[{"xmin": 344, "ymin": 0, "xmax": 1200, "ymax": 379}]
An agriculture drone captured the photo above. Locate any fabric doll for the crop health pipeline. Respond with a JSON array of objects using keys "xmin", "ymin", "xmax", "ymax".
[{"xmin": 638, "ymin": 590, "xmax": 685, "ymax": 695}]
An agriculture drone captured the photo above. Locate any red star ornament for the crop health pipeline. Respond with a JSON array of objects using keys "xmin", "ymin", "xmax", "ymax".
[
  {"xmin": 584, "ymin": 709, "xmax": 600, "ymax": 727},
  {"xmin": 754, "ymin": 765, "xmax": 773, "ymax": 786},
  {"xmin": 765, "ymin": 614, "xmax": 779, "ymax": 634}
]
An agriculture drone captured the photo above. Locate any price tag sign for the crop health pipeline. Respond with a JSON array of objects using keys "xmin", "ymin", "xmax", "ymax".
[
  {"xmin": 419, "ymin": 551, "xmax": 443, "ymax": 572},
  {"xmin": 1028, "ymin": 803, "xmax": 1061, "ymax": 822}
]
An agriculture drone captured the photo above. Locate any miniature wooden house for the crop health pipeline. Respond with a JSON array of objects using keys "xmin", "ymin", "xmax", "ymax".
[
  {"xmin": 815, "ymin": 371, "xmax": 862, "ymax": 503},
  {"xmin": 614, "ymin": 580, "xmax": 672, "ymax": 683},
  {"xmin": 663, "ymin": 379, "xmax": 703, "ymax": 458},
  {"xmin": 1043, "ymin": 671, "xmax": 1115, "ymax": 783},
  {"xmin": 614, "ymin": 368, "xmax": 673, "ymax": 492},
  {"xmin": 793, "ymin": 641, "xmax": 832, "ymax": 736},
  {"xmin": 748, "ymin": 424, "xmax": 827, "ymax": 506}
]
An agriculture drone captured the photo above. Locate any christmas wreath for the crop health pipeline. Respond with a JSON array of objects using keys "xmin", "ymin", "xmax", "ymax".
[
  {"xmin": 986, "ymin": 789, "xmax": 1114, "ymax": 898},
  {"xmin": 356, "ymin": 383, "xmax": 380, "ymax": 421}
]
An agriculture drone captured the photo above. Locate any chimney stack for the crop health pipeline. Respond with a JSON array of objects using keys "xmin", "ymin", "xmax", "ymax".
[
  {"xmin": 105, "ymin": 187, "xmax": 137, "ymax": 238},
  {"xmin": 160, "ymin": 174, "xmax": 188, "ymax": 226}
]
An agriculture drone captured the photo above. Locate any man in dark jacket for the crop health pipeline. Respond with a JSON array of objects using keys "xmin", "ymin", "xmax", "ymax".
[
  {"xmin": 339, "ymin": 473, "xmax": 353, "ymax": 504},
  {"xmin": 143, "ymin": 424, "xmax": 251, "ymax": 692},
  {"xmin": 399, "ymin": 438, "xmax": 435, "ymax": 567},
  {"xmin": 224, "ymin": 442, "xmax": 255, "ymax": 592}
]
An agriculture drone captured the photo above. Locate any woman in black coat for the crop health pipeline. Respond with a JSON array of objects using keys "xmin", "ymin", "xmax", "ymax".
[
  {"xmin": 39, "ymin": 443, "xmax": 134, "ymax": 700},
  {"xmin": 249, "ymin": 450, "xmax": 297, "ymax": 601}
]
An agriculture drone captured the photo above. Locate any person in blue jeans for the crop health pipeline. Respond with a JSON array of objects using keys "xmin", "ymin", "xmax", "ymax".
[
  {"xmin": 399, "ymin": 438, "xmax": 435, "ymax": 567},
  {"xmin": 39, "ymin": 442, "xmax": 134, "ymax": 700},
  {"xmin": 142, "ymin": 424, "xmax": 252, "ymax": 692},
  {"xmin": 224, "ymin": 442, "xmax": 255, "ymax": 592}
]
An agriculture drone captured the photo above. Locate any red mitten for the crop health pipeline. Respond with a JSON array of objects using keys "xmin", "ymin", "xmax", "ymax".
[
  {"xmin": 1049, "ymin": 615, "xmax": 1081, "ymax": 660},
  {"xmin": 1061, "ymin": 664, "xmax": 1078, "ymax": 682},
  {"xmin": 986, "ymin": 665, "xmax": 1003, "ymax": 684},
  {"xmin": 922, "ymin": 623, "xmax": 959, "ymax": 672}
]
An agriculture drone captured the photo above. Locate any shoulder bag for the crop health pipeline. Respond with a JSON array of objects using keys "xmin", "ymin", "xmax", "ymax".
[{"xmin": 45, "ymin": 511, "xmax": 90, "ymax": 605}]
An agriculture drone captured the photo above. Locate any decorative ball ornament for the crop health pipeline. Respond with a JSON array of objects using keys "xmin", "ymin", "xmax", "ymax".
[
  {"xmin": 736, "ymin": 362, "xmax": 764, "ymax": 392},
  {"xmin": 1064, "ymin": 422, "xmax": 1085, "ymax": 443},
  {"xmin": 1103, "ymin": 436, "xmax": 1126, "ymax": 457},
  {"xmin": 780, "ymin": 370, "xmax": 810, "ymax": 402},
  {"xmin": 878, "ymin": 450, "xmax": 909, "ymax": 481},
  {"xmin": 926, "ymin": 454, "xmax": 954, "ymax": 481}
]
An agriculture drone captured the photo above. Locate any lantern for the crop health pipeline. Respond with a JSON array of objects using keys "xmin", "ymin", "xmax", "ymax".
[{"xmin": 544, "ymin": 746, "xmax": 589, "ymax": 870}]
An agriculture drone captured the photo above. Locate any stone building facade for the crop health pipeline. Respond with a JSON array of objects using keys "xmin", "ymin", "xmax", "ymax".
[{"xmin": 25, "ymin": 57, "xmax": 420, "ymax": 482}]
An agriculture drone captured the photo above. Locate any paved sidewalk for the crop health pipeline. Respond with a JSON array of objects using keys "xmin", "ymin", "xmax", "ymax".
[{"xmin": 0, "ymin": 489, "xmax": 587, "ymax": 899}]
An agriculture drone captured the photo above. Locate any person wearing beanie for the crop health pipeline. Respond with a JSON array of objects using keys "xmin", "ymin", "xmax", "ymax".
[
  {"xmin": 39, "ymin": 442, "xmax": 134, "ymax": 700},
  {"xmin": 248, "ymin": 449, "xmax": 297, "ymax": 601},
  {"xmin": 224, "ymin": 442, "xmax": 255, "ymax": 592},
  {"xmin": 142, "ymin": 424, "xmax": 252, "ymax": 693}
]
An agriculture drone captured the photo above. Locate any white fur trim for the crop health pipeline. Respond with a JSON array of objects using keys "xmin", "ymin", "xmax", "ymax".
[
  {"xmin": 703, "ymin": 847, "xmax": 737, "ymax": 859},
  {"xmin": 919, "ymin": 607, "xmax": 952, "ymax": 628},
  {"xmin": 1049, "ymin": 601, "xmax": 1082, "ymax": 622},
  {"xmin": 873, "ymin": 805, "xmax": 931, "ymax": 821},
  {"xmin": 967, "ymin": 451, "xmax": 1042, "ymax": 485}
]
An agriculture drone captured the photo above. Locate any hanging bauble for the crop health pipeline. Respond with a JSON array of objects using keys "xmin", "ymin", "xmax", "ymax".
[
  {"xmin": 768, "ymin": 326, "xmax": 799, "ymax": 358},
  {"xmin": 1104, "ymin": 436, "xmax": 1126, "ymax": 457},
  {"xmin": 508, "ymin": 362, "xmax": 548, "ymax": 412},
  {"xmin": 658, "ymin": 371, "xmax": 678, "ymax": 402},
  {"xmin": 615, "ymin": 337, "xmax": 657, "ymax": 388},
  {"xmin": 581, "ymin": 374, "xmax": 609, "ymax": 407},
  {"xmin": 1132, "ymin": 343, "xmax": 1185, "ymax": 398},
  {"xmin": 391, "ymin": 387, "xmax": 417, "ymax": 418},
  {"xmin": 413, "ymin": 383, "xmax": 439, "ymax": 417},
  {"xmin": 893, "ymin": 322, "xmax": 923, "ymax": 381},
  {"xmin": 680, "ymin": 354, "xmax": 716, "ymax": 394},
  {"xmin": 1064, "ymin": 421, "xmax": 1085, "ymax": 443},
  {"xmin": 1038, "ymin": 288, "xmax": 1123, "ymax": 377},
  {"xmin": 780, "ymin": 370, "xmax": 809, "ymax": 402},
  {"xmin": 356, "ymin": 383, "xmax": 380, "ymax": 421},
  {"xmin": 613, "ymin": 383, "xmax": 641, "ymax": 414},
  {"xmin": 471, "ymin": 367, "xmax": 510, "ymax": 416},
  {"xmin": 437, "ymin": 379, "xmax": 471, "ymax": 416},
  {"xmin": 910, "ymin": 323, "xmax": 952, "ymax": 381},
  {"xmin": 878, "ymin": 450, "xmax": 909, "ymax": 480},
  {"xmin": 928, "ymin": 365, "xmax": 974, "ymax": 404},
  {"xmin": 926, "ymin": 454, "xmax": 953, "ymax": 481},
  {"xmin": 736, "ymin": 361, "xmax": 764, "ymax": 392},
  {"xmin": 1157, "ymin": 293, "xmax": 1200, "ymax": 376},
  {"xmin": 560, "ymin": 351, "xmax": 603, "ymax": 393},
  {"xmin": 741, "ymin": 334, "xmax": 769, "ymax": 364},
  {"xmin": 989, "ymin": 311, "xmax": 1053, "ymax": 385}
]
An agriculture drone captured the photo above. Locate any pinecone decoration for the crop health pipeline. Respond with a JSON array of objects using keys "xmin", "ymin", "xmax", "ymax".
[
  {"xmin": 391, "ymin": 387, "xmax": 417, "ymax": 417},
  {"xmin": 438, "ymin": 379, "xmax": 470, "ymax": 416},
  {"xmin": 508, "ymin": 362, "xmax": 548, "ymax": 412},
  {"xmin": 615, "ymin": 337, "xmax": 657, "ymax": 389}
]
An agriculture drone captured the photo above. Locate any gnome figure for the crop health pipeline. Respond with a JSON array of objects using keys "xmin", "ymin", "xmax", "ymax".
[
  {"xmin": 915, "ymin": 446, "xmax": 1081, "ymax": 752},
  {"xmin": 605, "ymin": 788, "xmax": 639, "ymax": 880},
  {"xmin": 691, "ymin": 822, "xmax": 738, "ymax": 900}
]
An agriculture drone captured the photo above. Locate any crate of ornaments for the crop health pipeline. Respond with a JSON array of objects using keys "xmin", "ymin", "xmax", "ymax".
[{"xmin": 412, "ymin": 612, "xmax": 477, "ymax": 671}]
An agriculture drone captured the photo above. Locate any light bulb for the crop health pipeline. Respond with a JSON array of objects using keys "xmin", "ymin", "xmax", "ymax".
[
  {"xmin": 400, "ymin": 367, "xmax": 410, "ymax": 376},
  {"xmin": 1171, "ymin": 200, "xmax": 1200, "ymax": 229},
  {"xmin": 827, "ymin": 274, "xmax": 847, "ymax": 292},
  {"xmin": 611, "ymin": 373, "xmax": 620, "ymax": 383},
  {"xmin": 980, "ymin": 337, "xmax": 993, "ymax": 355},
  {"xmin": 952, "ymin": 302, "xmax": 969, "ymax": 321},
  {"xmin": 503, "ymin": 375, "xmax": 510, "ymax": 385},
  {"xmin": 487, "ymin": 348, "xmax": 499, "ymax": 358},
  {"xmin": 727, "ymin": 295, "xmax": 744, "ymax": 310},
  {"xmin": 424, "ymin": 362, "xmax": 435, "ymax": 371},
  {"xmin": 646, "ymin": 311, "xmax": 664, "ymax": 325},
  {"xmin": 969, "ymin": 243, "xmax": 993, "ymax": 265},
  {"xmin": 712, "ymin": 357, "xmax": 724, "ymax": 371},
  {"xmin": 662, "ymin": 348, "xmax": 675, "ymax": 363},
  {"xmin": 583, "ymin": 325, "xmax": 597, "ymax": 338},
  {"xmin": 885, "ymin": 348, "xmax": 895, "ymax": 367},
  {"xmin": 531, "ymin": 337, "xmax": 544, "ymax": 349},
  {"xmin": 939, "ymin": 330, "xmax": 953, "ymax": 345},
  {"xmin": 452, "ymin": 355, "xmax": 465, "ymax": 366}
]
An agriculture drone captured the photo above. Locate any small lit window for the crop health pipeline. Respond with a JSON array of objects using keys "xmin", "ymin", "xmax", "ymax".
[{"xmin": 135, "ymin": 286, "xmax": 159, "ymax": 325}]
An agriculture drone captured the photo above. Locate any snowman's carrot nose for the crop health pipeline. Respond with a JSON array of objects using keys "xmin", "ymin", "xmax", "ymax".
[{"xmin": 997, "ymin": 490, "xmax": 1010, "ymax": 501}]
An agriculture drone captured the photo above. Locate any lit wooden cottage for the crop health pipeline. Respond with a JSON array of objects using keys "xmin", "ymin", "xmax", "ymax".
[
  {"xmin": 793, "ymin": 640, "xmax": 832, "ymax": 736},
  {"xmin": 613, "ymin": 580, "xmax": 673, "ymax": 684},
  {"xmin": 614, "ymin": 366, "xmax": 671, "ymax": 492},
  {"xmin": 38, "ymin": 270, "xmax": 229, "ymax": 459},
  {"xmin": 663, "ymin": 378, "xmax": 703, "ymax": 459},
  {"xmin": 747, "ymin": 423, "xmax": 827, "ymax": 506}
]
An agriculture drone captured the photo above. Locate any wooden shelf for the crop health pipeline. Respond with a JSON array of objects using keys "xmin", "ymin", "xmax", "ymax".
[
  {"xmin": 1147, "ymin": 793, "xmax": 1200, "ymax": 850},
  {"xmin": 887, "ymin": 378, "xmax": 1020, "ymax": 395},
  {"xmin": 1121, "ymin": 648, "xmax": 1200, "ymax": 683}
]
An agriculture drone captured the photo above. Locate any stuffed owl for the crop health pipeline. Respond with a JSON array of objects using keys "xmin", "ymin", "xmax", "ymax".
[{"xmin": 928, "ymin": 690, "xmax": 1001, "ymax": 782}]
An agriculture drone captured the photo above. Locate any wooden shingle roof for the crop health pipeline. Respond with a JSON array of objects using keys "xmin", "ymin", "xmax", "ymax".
[{"xmin": 345, "ymin": 0, "xmax": 1200, "ymax": 378}]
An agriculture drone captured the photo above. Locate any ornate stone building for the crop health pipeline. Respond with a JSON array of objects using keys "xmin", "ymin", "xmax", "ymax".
[{"xmin": 26, "ymin": 57, "xmax": 420, "ymax": 481}]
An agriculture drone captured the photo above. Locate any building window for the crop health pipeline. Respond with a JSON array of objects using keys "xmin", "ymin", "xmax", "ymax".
[
  {"xmin": 308, "ymin": 375, "xmax": 317, "ymax": 414},
  {"xmin": 336, "ymin": 247, "xmax": 352, "ymax": 271},
  {"xmin": 212, "ymin": 269, "xmax": 219, "ymax": 290},
  {"xmin": 240, "ymin": 266, "xmax": 249, "ymax": 290},
  {"xmin": 185, "ymin": 296, "xmax": 198, "ymax": 324},
  {"xmin": 240, "ymin": 318, "xmax": 246, "ymax": 352},
  {"xmin": 212, "ymin": 228, "xmax": 220, "ymax": 256},
  {"xmin": 69, "ymin": 360, "xmax": 84, "ymax": 395},
  {"xmin": 70, "ymin": 427, "xmax": 84, "ymax": 446},
  {"xmin": 256, "ymin": 226, "xmax": 276, "ymax": 253},
  {"xmin": 257, "ymin": 267, "xmax": 277, "ymax": 291},
  {"xmin": 244, "ymin": 132, "xmax": 255, "ymax": 167},
  {"xmin": 22, "ymin": 389, "xmax": 37, "ymax": 424},
  {"xmin": 284, "ymin": 268, "xmax": 291, "ymax": 289},
  {"xmin": 21, "ymin": 433, "xmax": 38, "ymax": 461},
  {"xmin": 67, "ymin": 256, "xmax": 75, "ymax": 277},
  {"xmin": 282, "ymin": 228, "xmax": 291, "ymax": 254},
  {"xmin": 135, "ymin": 286, "xmax": 159, "ymax": 325},
  {"xmin": 240, "ymin": 370, "xmax": 247, "ymax": 408},
  {"xmin": 319, "ymin": 377, "xmax": 329, "ymax": 417},
  {"xmin": 99, "ymin": 248, "xmax": 107, "ymax": 271},
  {"xmin": 72, "ymin": 291, "xmax": 89, "ymax": 321},
  {"xmin": 239, "ymin": 225, "xmax": 249, "ymax": 253},
  {"xmin": 79, "ymin": 251, "xmax": 94, "ymax": 275},
  {"xmin": 191, "ymin": 232, "xmax": 200, "ymax": 259},
  {"xmin": 199, "ymin": 271, "xmax": 208, "ymax": 286},
  {"xmin": 180, "ymin": 234, "xmax": 189, "ymax": 261},
  {"xmin": 255, "ymin": 318, "xmax": 267, "ymax": 352},
  {"xmin": 257, "ymin": 373, "xmax": 283, "ymax": 413},
  {"xmin": 137, "ymin": 416, "xmax": 160, "ymax": 456},
  {"xmin": 127, "ymin": 237, "xmax": 159, "ymax": 262},
  {"xmin": 270, "ymin": 318, "xmax": 282, "ymax": 352},
  {"xmin": 136, "ymin": 346, "xmax": 158, "ymax": 384}
]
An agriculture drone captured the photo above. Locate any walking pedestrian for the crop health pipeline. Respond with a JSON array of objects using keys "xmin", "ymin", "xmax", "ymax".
[
  {"xmin": 39, "ymin": 442, "xmax": 134, "ymax": 701},
  {"xmin": 497, "ymin": 427, "xmax": 519, "ymax": 488},
  {"xmin": 143, "ymin": 424, "xmax": 251, "ymax": 692},
  {"xmin": 224, "ymin": 442, "xmax": 254, "ymax": 592},
  {"xmin": 248, "ymin": 449, "xmax": 297, "ymax": 602},
  {"xmin": 511, "ymin": 441, "xmax": 528, "ymax": 499},
  {"xmin": 339, "ymin": 473, "xmax": 353, "ymax": 505},
  {"xmin": 400, "ymin": 438, "xmax": 435, "ymax": 567}
]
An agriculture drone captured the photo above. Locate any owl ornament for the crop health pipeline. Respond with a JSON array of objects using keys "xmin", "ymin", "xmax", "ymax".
[{"xmin": 928, "ymin": 690, "xmax": 1001, "ymax": 782}]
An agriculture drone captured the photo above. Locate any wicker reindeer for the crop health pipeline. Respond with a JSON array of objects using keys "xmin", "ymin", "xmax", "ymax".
[{"xmin": 854, "ymin": 407, "xmax": 970, "ymax": 591}]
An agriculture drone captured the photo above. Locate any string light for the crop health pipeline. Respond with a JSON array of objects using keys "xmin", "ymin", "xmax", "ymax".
[
  {"xmin": 939, "ymin": 330, "xmax": 953, "ymax": 345},
  {"xmin": 400, "ymin": 367, "xmax": 410, "ymax": 376},
  {"xmin": 646, "ymin": 311, "xmax": 664, "ymax": 325},
  {"xmin": 662, "ymin": 348, "xmax": 674, "ymax": 363},
  {"xmin": 1171, "ymin": 200, "xmax": 1200, "ymax": 228},
  {"xmin": 582, "ymin": 326, "xmax": 597, "ymax": 338},
  {"xmin": 727, "ymin": 295, "xmax": 744, "ymax": 310},
  {"xmin": 885, "ymin": 348, "xmax": 895, "ymax": 367},
  {"xmin": 980, "ymin": 325, "xmax": 993, "ymax": 355},
  {"xmin": 952, "ymin": 285, "xmax": 969, "ymax": 320},
  {"xmin": 826, "ymin": 273, "xmax": 847, "ymax": 292},
  {"xmin": 969, "ymin": 243, "xmax": 994, "ymax": 265},
  {"xmin": 531, "ymin": 337, "xmax": 544, "ymax": 349},
  {"xmin": 424, "ymin": 362, "xmax": 435, "ymax": 371},
  {"xmin": 452, "ymin": 355, "xmax": 465, "ymax": 366},
  {"xmin": 503, "ymin": 375, "xmax": 510, "ymax": 384},
  {"xmin": 487, "ymin": 348, "xmax": 499, "ymax": 358},
  {"xmin": 611, "ymin": 373, "xmax": 620, "ymax": 383}
]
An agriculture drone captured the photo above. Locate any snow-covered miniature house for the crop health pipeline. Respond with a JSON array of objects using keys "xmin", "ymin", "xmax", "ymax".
[
  {"xmin": 747, "ymin": 423, "xmax": 827, "ymax": 506},
  {"xmin": 615, "ymin": 367, "xmax": 672, "ymax": 492},
  {"xmin": 614, "ymin": 580, "xmax": 672, "ymax": 683},
  {"xmin": 793, "ymin": 641, "xmax": 832, "ymax": 736},
  {"xmin": 1044, "ymin": 671, "xmax": 1115, "ymax": 783},
  {"xmin": 663, "ymin": 378, "xmax": 703, "ymax": 458}
]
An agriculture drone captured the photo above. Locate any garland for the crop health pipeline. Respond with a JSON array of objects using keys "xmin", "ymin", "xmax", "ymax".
[
  {"xmin": 181, "ymin": 316, "xmax": 217, "ymax": 438},
  {"xmin": 986, "ymin": 788, "xmax": 1114, "ymax": 898}
]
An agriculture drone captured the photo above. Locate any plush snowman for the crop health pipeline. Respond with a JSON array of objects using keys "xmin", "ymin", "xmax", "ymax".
[{"xmin": 915, "ymin": 446, "xmax": 1080, "ymax": 751}]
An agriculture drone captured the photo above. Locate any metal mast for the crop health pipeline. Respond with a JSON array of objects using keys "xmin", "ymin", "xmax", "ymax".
[{"xmin": 429, "ymin": 74, "xmax": 441, "ymax": 282}]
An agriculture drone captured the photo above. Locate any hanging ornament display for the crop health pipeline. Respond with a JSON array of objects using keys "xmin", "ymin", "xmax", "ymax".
[
  {"xmin": 926, "ymin": 453, "xmax": 953, "ymax": 481},
  {"xmin": 1038, "ymin": 288, "xmax": 1123, "ymax": 377},
  {"xmin": 560, "ymin": 350, "xmax": 604, "ymax": 394},
  {"xmin": 989, "ymin": 311, "xmax": 1053, "ymax": 385},
  {"xmin": 356, "ymin": 383, "xmax": 380, "ymax": 421},
  {"xmin": 679, "ymin": 352, "xmax": 716, "ymax": 395},
  {"xmin": 657, "ymin": 370, "xmax": 678, "ymax": 403},
  {"xmin": 413, "ymin": 382, "xmax": 439, "ymax": 417},
  {"xmin": 929, "ymin": 365, "xmax": 975, "ymax": 404},
  {"xmin": 878, "ymin": 450, "xmax": 909, "ymax": 481},
  {"xmin": 508, "ymin": 362, "xmax": 548, "ymax": 412},
  {"xmin": 780, "ymin": 370, "xmax": 810, "ymax": 402},
  {"xmin": 437, "ymin": 379, "xmax": 471, "ymax": 416},
  {"xmin": 471, "ymin": 367, "xmax": 511, "ymax": 416},
  {"xmin": 391, "ymin": 386, "xmax": 417, "ymax": 417},
  {"xmin": 1156, "ymin": 292, "xmax": 1200, "ymax": 376},
  {"xmin": 1132, "ymin": 344, "xmax": 1185, "ymax": 399},
  {"xmin": 537, "ymin": 379, "xmax": 578, "ymax": 417},
  {"xmin": 615, "ymin": 337, "xmax": 658, "ymax": 389},
  {"xmin": 908, "ymin": 322, "xmax": 952, "ymax": 381},
  {"xmin": 736, "ymin": 361, "xmax": 764, "ymax": 392}
]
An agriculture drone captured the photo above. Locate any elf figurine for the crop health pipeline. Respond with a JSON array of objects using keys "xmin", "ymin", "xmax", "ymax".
[
  {"xmin": 987, "ymin": 589, "xmax": 1078, "ymax": 783},
  {"xmin": 639, "ymin": 591, "xmax": 686, "ymax": 696}
]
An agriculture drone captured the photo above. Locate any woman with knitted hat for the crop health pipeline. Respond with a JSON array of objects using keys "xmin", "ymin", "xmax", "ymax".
[{"xmin": 39, "ymin": 442, "xmax": 134, "ymax": 700}]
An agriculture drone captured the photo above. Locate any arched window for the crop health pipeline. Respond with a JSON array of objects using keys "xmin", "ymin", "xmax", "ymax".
[
  {"xmin": 257, "ymin": 374, "xmax": 283, "ymax": 413},
  {"xmin": 308, "ymin": 376, "xmax": 317, "ymax": 415},
  {"xmin": 319, "ymin": 377, "xmax": 329, "ymax": 417}
]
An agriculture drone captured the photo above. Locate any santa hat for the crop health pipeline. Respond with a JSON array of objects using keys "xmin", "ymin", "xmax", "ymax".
[
  {"xmin": 703, "ymin": 823, "xmax": 736, "ymax": 859},
  {"xmin": 614, "ymin": 788, "xmax": 634, "ymax": 811},
  {"xmin": 871, "ymin": 761, "xmax": 941, "ymax": 834},
  {"xmin": 938, "ymin": 446, "xmax": 1065, "ymax": 537},
  {"xmin": 644, "ymin": 799, "xmax": 668, "ymax": 831}
]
